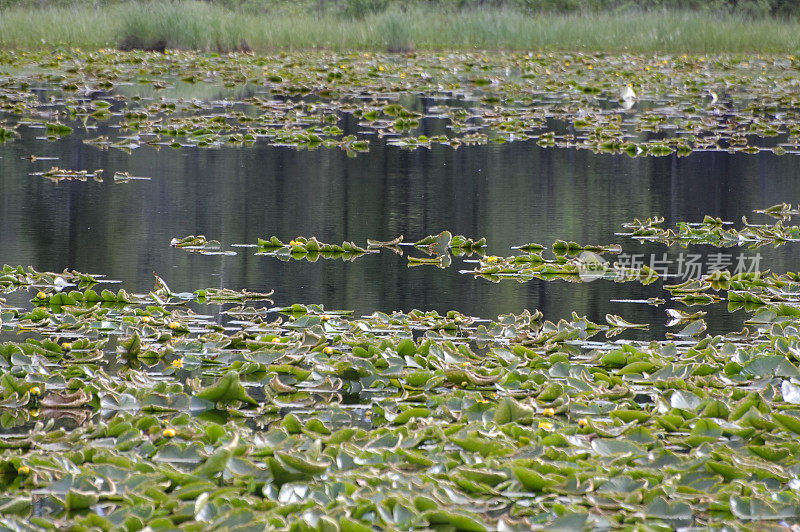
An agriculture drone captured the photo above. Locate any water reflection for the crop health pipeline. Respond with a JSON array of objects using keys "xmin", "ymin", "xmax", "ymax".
[{"xmin": 1, "ymin": 125, "xmax": 799, "ymax": 338}]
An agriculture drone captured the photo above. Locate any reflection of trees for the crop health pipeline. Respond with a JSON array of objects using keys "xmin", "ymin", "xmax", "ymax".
[{"xmin": 1, "ymin": 126, "xmax": 799, "ymax": 333}]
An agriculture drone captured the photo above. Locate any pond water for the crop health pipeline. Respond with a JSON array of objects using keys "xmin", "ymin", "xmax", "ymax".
[
  {"xmin": 6, "ymin": 50, "xmax": 800, "ymax": 530},
  {"xmin": 1, "ymin": 121, "xmax": 797, "ymax": 337}
]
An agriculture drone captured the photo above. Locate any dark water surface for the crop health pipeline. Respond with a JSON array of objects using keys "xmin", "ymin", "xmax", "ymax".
[{"xmin": 1, "ymin": 123, "xmax": 799, "ymax": 336}]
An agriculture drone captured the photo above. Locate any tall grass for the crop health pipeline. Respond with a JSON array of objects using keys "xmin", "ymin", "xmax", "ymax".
[{"xmin": 1, "ymin": 2, "xmax": 800, "ymax": 52}]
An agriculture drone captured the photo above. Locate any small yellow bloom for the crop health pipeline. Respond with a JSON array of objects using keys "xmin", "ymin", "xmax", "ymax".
[
  {"xmin": 17, "ymin": 465, "xmax": 30, "ymax": 475},
  {"xmin": 29, "ymin": 386, "xmax": 41, "ymax": 396},
  {"xmin": 538, "ymin": 421, "xmax": 553, "ymax": 431},
  {"xmin": 587, "ymin": 65, "xmax": 592, "ymax": 70},
  {"xmin": 378, "ymin": 65, "xmax": 385, "ymax": 71},
  {"xmin": 486, "ymin": 256, "xmax": 498, "ymax": 263},
  {"xmin": 400, "ymin": 73, "xmax": 406, "ymax": 79},
  {"xmin": 171, "ymin": 359, "xmax": 183, "ymax": 368},
  {"xmin": 62, "ymin": 342, "xmax": 71, "ymax": 351},
  {"xmin": 142, "ymin": 316, "xmax": 152, "ymax": 324},
  {"xmin": 29, "ymin": 409, "xmax": 39, "ymax": 417},
  {"xmin": 36, "ymin": 291, "xmax": 47, "ymax": 299},
  {"xmin": 162, "ymin": 428, "xmax": 176, "ymax": 438},
  {"xmin": 460, "ymin": 381, "xmax": 467, "ymax": 387},
  {"xmin": 271, "ymin": 337, "xmax": 282, "ymax": 343},
  {"xmin": 323, "ymin": 346, "xmax": 334, "ymax": 355},
  {"xmin": 542, "ymin": 408, "xmax": 555, "ymax": 417},
  {"xmin": 320, "ymin": 315, "xmax": 330, "ymax": 321},
  {"xmin": 564, "ymin": 61, "xmax": 570, "ymax": 67},
  {"xmin": 578, "ymin": 418, "xmax": 589, "ymax": 428},
  {"xmin": 168, "ymin": 321, "xmax": 181, "ymax": 330}
]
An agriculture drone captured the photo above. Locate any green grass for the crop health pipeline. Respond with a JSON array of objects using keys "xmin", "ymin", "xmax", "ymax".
[{"xmin": 1, "ymin": 1, "xmax": 800, "ymax": 52}]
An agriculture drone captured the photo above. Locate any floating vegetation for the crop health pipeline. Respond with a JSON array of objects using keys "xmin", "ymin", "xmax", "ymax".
[
  {"xmin": 2, "ymin": 244, "xmax": 800, "ymax": 528},
  {"xmin": 414, "ymin": 231, "xmax": 487, "ymax": 256},
  {"xmin": 113, "ymin": 171, "xmax": 151, "ymax": 182},
  {"xmin": 169, "ymin": 235, "xmax": 231, "ymax": 255},
  {"xmin": 0, "ymin": 123, "xmax": 17, "ymax": 141},
  {"xmin": 755, "ymin": 203, "xmax": 800, "ymax": 220},
  {"xmin": 463, "ymin": 242, "xmax": 659, "ymax": 285},
  {"xmin": 3, "ymin": 50, "xmax": 800, "ymax": 158},
  {"xmin": 31, "ymin": 166, "xmax": 103, "ymax": 183},
  {"xmin": 366, "ymin": 235, "xmax": 404, "ymax": 255},
  {"xmin": 171, "ymin": 235, "xmax": 220, "ymax": 249},
  {"xmin": 621, "ymin": 212, "xmax": 800, "ymax": 248},
  {"xmin": 7, "ymin": 44, "xmax": 800, "ymax": 528},
  {"xmin": 256, "ymin": 236, "xmax": 372, "ymax": 262}
]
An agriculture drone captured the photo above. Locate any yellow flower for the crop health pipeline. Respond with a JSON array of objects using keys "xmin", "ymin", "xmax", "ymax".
[
  {"xmin": 320, "ymin": 315, "xmax": 330, "ymax": 321},
  {"xmin": 378, "ymin": 65, "xmax": 385, "ymax": 71},
  {"xmin": 271, "ymin": 337, "xmax": 282, "ymax": 343},
  {"xmin": 171, "ymin": 359, "xmax": 183, "ymax": 368},
  {"xmin": 323, "ymin": 346, "xmax": 334, "ymax": 355},
  {"xmin": 587, "ymin": 65, "xmax": 593, "ymax": 70},
  {"xmin": 62, "ymin": 342, "xmax": 71, "ymax": 351},
  {"xmin": 29, "ymin": 409, "xmax": 39, "ymax": 417},
  {"xmin": 36, "ymin": 291, "xmax": 46, "ymax": 299},
  {"xmin": 142, "ymin": 316, "xmax": 152, "ymax": 324},
  {"xmin": 168, "ymin": 321, "xmax": 181, "ymax": 330},
  {"xmin": 17, "ymin": 465, "xmax": 30, "ymax": 475},
  {"xmin": 542, "ymin": 408, "xmax": 555, "ymax": 417},
  {"xmin": 29, "ymin": 386, "xmax": 41, "ymax": 396},
  {"xmin": 162, "ymin": 428, "xmax": 176, "ymax": 438},
  {"xmin": 460, "ymin": 381, "xmax": 467, "ymax": 387},
  {"xmin": 578, "ymin": 418, "xmax": 589, "ymax": 428},
  {"xmin": 400, "ymin": 73, "xmax": 406, "ymax": 79},
  {"xmin": 538, "ymin": 421, "xmax": 553, "ymax": 431},
  {"xmin": 486, "ymin": 256, "xmax": 499, "ymax": 263}
]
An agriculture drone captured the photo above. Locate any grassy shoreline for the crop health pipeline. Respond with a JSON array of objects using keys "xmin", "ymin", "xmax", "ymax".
[{"xmin": 2, "ymin": 2, "xmax": 800, "ymax": 53}]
